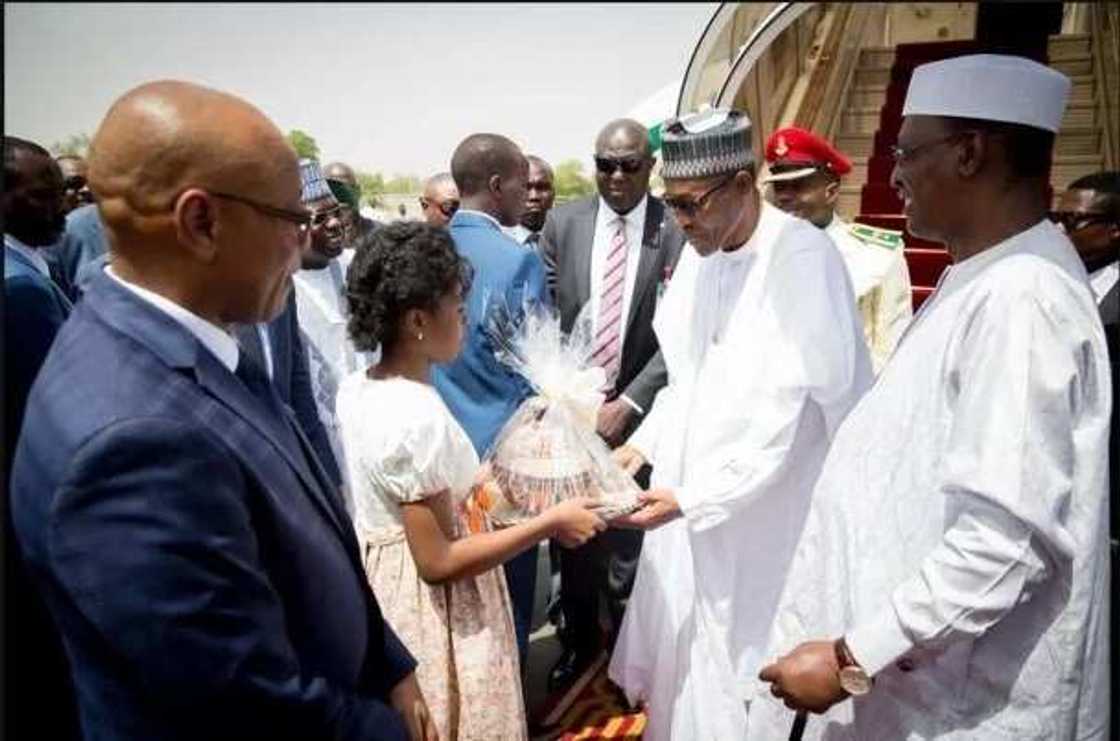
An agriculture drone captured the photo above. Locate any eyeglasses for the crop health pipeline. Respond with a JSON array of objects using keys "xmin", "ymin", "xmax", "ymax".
[
  {"xmin": 421, "ymin": 197, "xmax": 460, "ymax": 218},
  {"xmin": 594, "ymin": 155, "xmax": 647, "ymax": 176},
  {"xmin": 310, "ymin": 204, "xmax": 345, "ymax": 229},
  {"xmin": 63, "ymin": 175, "xmax": 88, "ymax": 191},
  {"xmin": 210, "ymin": 191, "xmax": 311, "ymax": 238},
  {"xmin": 1049, "ymin": 211, "xmax": 1114, "ymax": 233},
  {"xmin": 663, "ymin": 176, "xmax": 735, "ymax": 217},
  {"xmin": 890, "ymin": 131, "xmax": 975, "ymax": 163}
]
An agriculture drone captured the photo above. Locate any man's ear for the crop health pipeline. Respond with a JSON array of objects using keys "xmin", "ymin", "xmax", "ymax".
[
  {"xmin": 957, "ymin": 130, "xmax": 985, "ymax": 179},
  {"xmin": 823, "ymin": 178, "xmax": 840, "ymax": 206},
  {"xmin": 488, "ymin": 173, "xmax": 503, "ymax": 199},
  {"xmin": 174, "ymin": 189, "xmax": 220, "ymax": 263},
  {"xmin": 734, "ymin": 169, "xmax": 756, "ymax": 192}
]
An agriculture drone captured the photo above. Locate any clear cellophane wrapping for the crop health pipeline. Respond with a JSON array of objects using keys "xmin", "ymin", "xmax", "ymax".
[{"xmin": 462, "ymin": 298, "xmax": 641, "ymax": 534}]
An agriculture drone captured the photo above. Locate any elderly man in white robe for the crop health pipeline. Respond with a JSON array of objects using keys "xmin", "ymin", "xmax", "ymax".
[
  {"xmin": 752, "ymin": 55, "xmax": 1112, "ymax": 741},
  {"xmin": 606, "ymin": 109, "xmax": 872, "ymax": 740}
]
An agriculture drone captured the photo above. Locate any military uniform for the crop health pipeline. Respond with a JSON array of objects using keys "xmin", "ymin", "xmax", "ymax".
[
  {"xmin": 825, "ymin": 217, "xmax": 912, "ymax": 371},
  {"xmin": 763, "ymin": 126, "xmax": 914, "ymax": 373}
]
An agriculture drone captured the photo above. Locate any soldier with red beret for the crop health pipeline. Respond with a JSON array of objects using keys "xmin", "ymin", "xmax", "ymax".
[{"xmin": 763, "ymin": 126, "xmax": 913, "ymax": 372}]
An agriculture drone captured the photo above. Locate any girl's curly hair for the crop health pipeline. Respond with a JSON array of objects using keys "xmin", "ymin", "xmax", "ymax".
[{"xmin": 345, "ymin": 221, "xmax": 473, "ymax": 353}]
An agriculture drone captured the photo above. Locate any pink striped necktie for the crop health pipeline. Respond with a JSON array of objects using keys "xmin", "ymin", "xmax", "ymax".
[{"xmin": 591, "ymin": 216, "xmax": 628, "ymax": 387}]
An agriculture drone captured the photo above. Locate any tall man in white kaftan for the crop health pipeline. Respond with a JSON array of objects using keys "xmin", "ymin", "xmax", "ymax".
[
  {"xmin": 607, "ymin": 109, "xmax": 872, "ymax": 740},
  {"xmin": 753, "ymin": 55, "xmax": 1112, "ymax": 741}
]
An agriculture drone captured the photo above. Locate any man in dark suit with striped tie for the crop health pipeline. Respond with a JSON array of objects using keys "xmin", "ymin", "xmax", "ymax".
[
  {"xmin": 3, "ymin": 135, "xmax": 81, "ymax": 739},
  {"xmin": 539, "ymin": 118, "xmax": 686, "ymax": 691}
]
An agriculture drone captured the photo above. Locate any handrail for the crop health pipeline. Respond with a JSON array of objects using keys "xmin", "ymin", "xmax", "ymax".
[
  {"xmin": 715, "ymin": 3, "xmax": 818, "ymax": 108},
  {"xmin": 676, "ymin": 3, "xmax": 743, "ymax": 116},
  {"xmin": 1089, "ymin": 3, "xmax": 1118, "ymax": 169}
]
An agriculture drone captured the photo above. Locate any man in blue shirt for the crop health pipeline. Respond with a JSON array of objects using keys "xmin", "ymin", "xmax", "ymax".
[{"xmin": 432, "ymin": 133, "xmax": 550, "ymax": 663}]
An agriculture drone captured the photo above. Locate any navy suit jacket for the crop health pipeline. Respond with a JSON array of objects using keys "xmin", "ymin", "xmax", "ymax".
[
  {"xmin": 52, "ymin": 203, "xmax": 109, "ymax": 301},
  {"xmin": 233, "ymin": 292, "xmax": 343, "ymax": 488},
  {"xmin": 11, "ymin": 272, "xmax": 414, "ymax": 740},
  {"xmin": 432, "ymin": 211, "xmax": 549, "ymax": 456},
  {"xmin": 4, "ymin": 245, "xmax": 73, "ymax": 469}
]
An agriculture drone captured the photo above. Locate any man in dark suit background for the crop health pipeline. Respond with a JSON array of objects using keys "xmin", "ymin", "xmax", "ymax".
[
  {"xmin": 10, "ymin": 81, "xmax": 433, "ymax": 740},
  {"xmin": 539, "ymin": 118, "xmax": 686, "ymax": 690},
  {"xmin": 4, "ymin": 135, "xmax": 81, "ymax": 740},
  {"xmin": 1054, "ymin": 170, "xmax": 1119, "ymax": 704}
]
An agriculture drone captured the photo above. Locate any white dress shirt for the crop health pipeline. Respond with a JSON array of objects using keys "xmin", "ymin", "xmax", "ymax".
[
  {"xmin": 5, "ymin": 234, "xmax": 52, "ymax": 278},
  {"xmin": 104, "ymin": 266, "xmax": 240, "ymax": 372},
  {"xmin": 1089, "ymin": 260, "xmax": 1118, "ymax": 305},
  {"xmin": 588, "ymin": 195, "xmax": 648, "ymax": 351}
]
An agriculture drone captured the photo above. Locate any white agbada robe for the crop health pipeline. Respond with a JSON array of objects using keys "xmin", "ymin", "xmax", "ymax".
[
  {"xmin": 608, "ymin": 202, "xmax": 873, "ymax": 740},
  {"xmin": 746, "ymin": 220, "xmax": 1112, "ymax": 741}
]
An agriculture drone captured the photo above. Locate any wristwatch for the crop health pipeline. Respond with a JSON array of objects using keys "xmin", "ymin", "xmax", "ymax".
[{"xmin": 834, "ymin": 637, "xmax": 872, "ymax": 696}]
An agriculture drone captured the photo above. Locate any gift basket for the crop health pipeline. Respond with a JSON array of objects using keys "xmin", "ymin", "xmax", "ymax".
[{"xmin": 463, "ymin": 297, "xmax": 642, "ymax": 533}]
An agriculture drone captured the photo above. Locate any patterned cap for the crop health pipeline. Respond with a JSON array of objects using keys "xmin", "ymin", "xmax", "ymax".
[
  {"xmin": 660, "ymin": 108, "xmax": 754, "ymax": 180},
  {"xmin": 299, "ymin": 158, "xmax": 338, "ymax": 205}
]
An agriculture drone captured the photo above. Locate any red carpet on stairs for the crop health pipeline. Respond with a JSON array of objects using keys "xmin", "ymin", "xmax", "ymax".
[{"xmin": 853, "ymin": 40, "xmax": 1050, "ymax": 310}]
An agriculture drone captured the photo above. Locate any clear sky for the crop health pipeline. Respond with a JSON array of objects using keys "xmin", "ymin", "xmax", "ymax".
[{"xmin": 5, "ymin": 2, "xmax": 717, "ymax": 178}]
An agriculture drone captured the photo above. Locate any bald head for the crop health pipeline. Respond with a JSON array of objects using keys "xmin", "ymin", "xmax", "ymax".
[
  {"xmin": 450, "ymin": 133, "xmax": 525, "ymax": 198},
  {"xmin": 595, "ymin": 118, "xmax": 651, "ymax": 158},
  {"xmin": 88, "ymin": 80, "xmax": 305, "ymax": 326},
  {"xmin": 90, "ymin": 80, "xmax": 297, "ymax": 224},
  {"xmin": 450, "ymin": 133, "xmax": 527, "ymax": 226},
  {"xmin": 324, "ymin": 161, "xmax": 358, "ymax": 188},
  {"xmin": 420, "ymin": 172, "xmax": 460, "ymax": 228}
]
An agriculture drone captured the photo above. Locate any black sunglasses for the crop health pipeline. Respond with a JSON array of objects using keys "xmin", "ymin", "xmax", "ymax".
[
  {"xmin": 1049, "ymin": 211, "xmax": 1114, "ymax": 233},
  {"xmin": 594, "ymin": 155, "xmax": 647, "ymax": 176},
  {"xmin": 663, "ymin": 176, "xmax": 735, "ymax": 218},
  {"xmin": 421, "ymin": 197, "xmax": 460, "ymax": 218}
]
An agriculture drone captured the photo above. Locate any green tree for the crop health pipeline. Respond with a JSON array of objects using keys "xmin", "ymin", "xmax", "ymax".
[
  {"xmin": 553, "ymin": 159, "xmax": 595, "ymax": 202},
  {"xmin": 384, "ymin": 174, "xmax": 422, "ymax": 194},
  {"xmin": 286, "ymin": 129, "xmax": 320, "ymax": 161},
  {"xmin": 50, "ymin": 133, "xmax": 91, "ymax": 158},
  {"xmin": 355, "ymin": 170, "xmax": 386, "ymax": 208}
]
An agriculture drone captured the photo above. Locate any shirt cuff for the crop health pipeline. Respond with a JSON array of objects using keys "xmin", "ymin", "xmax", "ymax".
[
  {"xmin": 675, "ymin": 486, "xmax": 732, "ymax": 533},
  {"xmin": 845, "ymin": 602, "xmax": 914, "ymax": 676},
  {"xmin": 619, "ymin": 394, "xmax": 645, "ymax": 415}
]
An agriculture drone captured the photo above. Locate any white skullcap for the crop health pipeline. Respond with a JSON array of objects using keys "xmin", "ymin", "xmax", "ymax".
[{"xmin": 903, "ymin": 54, "xmax": 1070, "ymax": 133}]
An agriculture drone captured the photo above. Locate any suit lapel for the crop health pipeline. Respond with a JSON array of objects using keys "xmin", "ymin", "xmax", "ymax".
[
  {"xmin": 87, "ymin": 273, "xmax": 353, "ymax": 548},
  {"xmin": 624, "ymin": 197, "xmax": 666, "ymax": 336},
  {"xmin": 573, "ymin": 199, "xmax": 597, "ymax": 306},
  {"xmin": 8, "ymin": 248, "xmax": 73, "ymax": 315}
]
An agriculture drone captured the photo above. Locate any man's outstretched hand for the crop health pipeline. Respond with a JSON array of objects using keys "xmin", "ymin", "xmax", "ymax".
[{"xmin": 612, "ymin": 488, "xmax": 681, "ymax": 531}]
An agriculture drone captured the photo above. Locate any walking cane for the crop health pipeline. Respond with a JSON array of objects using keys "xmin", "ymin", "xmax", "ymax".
[{"xmin": 788, "ymin": 710, "xmax": 808, "ymax": 741}]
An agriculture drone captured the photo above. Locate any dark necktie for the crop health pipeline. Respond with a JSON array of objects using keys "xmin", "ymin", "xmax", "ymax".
[
  {"xmin": 235, "ymin": 324, "xmax": 269, "ymax": 380},
  {"xmin": 525, "ymin": 231, "xmax": 541, "ymax": 250},
  {"xmin": 234, "ymin": 353, "xmax": 295, "ymax": 447}
]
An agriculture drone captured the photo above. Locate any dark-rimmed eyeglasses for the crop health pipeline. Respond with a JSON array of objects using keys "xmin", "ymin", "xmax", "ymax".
[
  {"xmin": 890, "ymin": 131, "xmax": 975, "ymax": 163},
  {"xmin": 309, "ymin": 204, "xmax": 345, "ymax": 229},
  {"xmin": 210, "ymin": 191, "xmax": 311, "ymax": 238},
  {"xmin": 663, "ymin": 175, "xmax": 735, "ymax": 218},
  {"xmin": 420, "ymin": 197, "xmax": 460, "ymax": 218},
  {"xmin": 594, "ymin": 155, "xmax": 647, "ymax": 176},
  {"xmin": 1049, "ymin": 211, "xmax": 1115, "ymax": 233}
]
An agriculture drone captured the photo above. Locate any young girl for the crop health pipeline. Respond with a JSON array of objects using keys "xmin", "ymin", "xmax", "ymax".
[{"xmin": 337, "ymin": 221, "xmax": 605, "ymax": 740}]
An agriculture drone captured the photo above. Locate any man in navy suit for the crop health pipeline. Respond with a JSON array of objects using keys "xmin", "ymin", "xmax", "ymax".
[
  {"xmin": 10, "ymin": 81, "xmax": 433, "ymax": 741},
  {"xmin": 4, "ymin": 135, "xmax": 81, "ymax": 740},
  {"xmin": 431, "ymin": 133, "xmax": 550, "ymax": 664}
]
